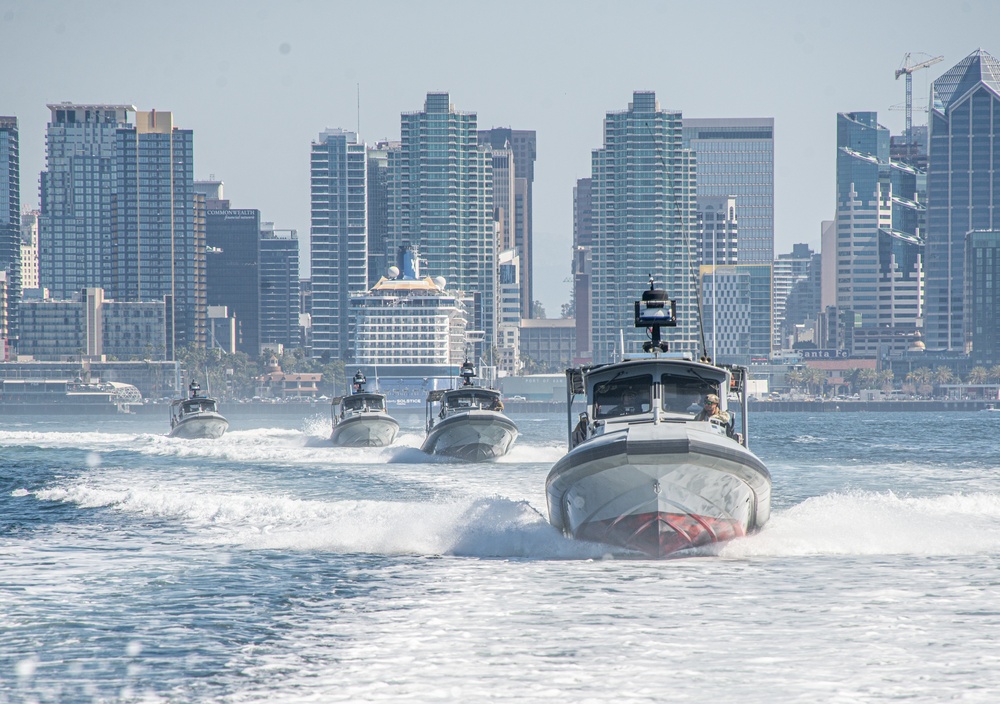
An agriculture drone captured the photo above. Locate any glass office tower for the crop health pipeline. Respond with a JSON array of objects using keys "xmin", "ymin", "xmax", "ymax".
[
  {"xmin": 260, "ymin": 224, "xmax": 301, "ymax": 349},
  {"xmin": 835, "ymin": 111, "xmax": 924, "ymax": 353},
  {"xmin": 682, "ymin": 118, "xmax": 774, "ymax": 265},
  {"xmin": 925, "ymin": 49, "xmax": 1000, "ymax": 352},
  {"xmin": 683, "ymin": 118, "xmax": 774, "ymax": 359}
]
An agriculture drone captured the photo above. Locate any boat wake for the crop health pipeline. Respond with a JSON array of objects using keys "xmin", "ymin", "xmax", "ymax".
[
  {"xmin": 718, "ymin": 489, "xmax": 1000, "ymax": 558},
  {"xmin": 21, "ymin": 479, "xmax": 1000, "ymax": 560},
  {"xmin": 29, "ymin": 483, "xmax": 607, "ymax": 559}
]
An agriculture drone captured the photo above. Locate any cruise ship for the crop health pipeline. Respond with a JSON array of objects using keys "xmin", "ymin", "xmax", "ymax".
[{"xmin": 349, "ymin": 247, "xmax": 474, "ymax": 408}]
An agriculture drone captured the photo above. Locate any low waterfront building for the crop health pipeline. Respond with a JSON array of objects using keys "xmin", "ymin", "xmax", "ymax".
[{"xmin": 256, "ymin": 355, "xmax": 321, "ymax": 398}]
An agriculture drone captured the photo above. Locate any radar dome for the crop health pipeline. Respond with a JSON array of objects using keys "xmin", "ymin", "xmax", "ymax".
[
  {"xmin": 434, "ymin": 276, "xmax": 447, "ymax": 289},
  {"xmin": 388, "ymin": 266, "xmax": 400, "ymax": 279}
]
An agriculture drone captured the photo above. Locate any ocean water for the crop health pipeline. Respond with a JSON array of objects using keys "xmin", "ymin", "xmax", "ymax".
[{"xmin": 3, "ymin": 410, "xmax": 1000, "ymax": 703}]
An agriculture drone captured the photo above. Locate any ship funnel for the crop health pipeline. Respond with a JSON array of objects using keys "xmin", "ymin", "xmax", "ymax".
[{"xmin": 398, "ymin": 245, "xmax": 419, "ymax": 279}]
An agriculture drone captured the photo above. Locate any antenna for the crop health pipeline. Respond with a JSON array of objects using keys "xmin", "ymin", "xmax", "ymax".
[{"xmin": 357, "ymin": 83, "xmax": 360, "ymax": 135}]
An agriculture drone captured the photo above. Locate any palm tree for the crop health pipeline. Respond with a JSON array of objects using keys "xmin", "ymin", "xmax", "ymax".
[
  {"xmin": 989, "ymin": 365, "xmax": 1000, "ymax": 383},
  {"xmin": 805, "ymin": 367, "xmax": 828, "ymax": 396},
  {"xmin": 968, "ymin": 366, "xmax": 989, "ymax": 385},
  {"xmin": 907, "ymin": 367, "xmax": 933, "ymax": 398},
  {"xmin": 854, "ymin": 368, "xmax": 878, "ymax": 393},
  {"xmin": 877, "ymin": 369, "xmax": 894, "ymax": 391},
  {"xmin": 784, "ymin": 369, "xmax": 805, "ymax": 393},
  {"xmin": 933, "ymin": 366, "xmax": 955, "ymax": 397}
]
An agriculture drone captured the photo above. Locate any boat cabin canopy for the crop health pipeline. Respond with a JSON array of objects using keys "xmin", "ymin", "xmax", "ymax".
[
  {"xmin": 442, "ymin": 387, "xmax": 502, "ymax": 411},
  {"xmin": 337, "ymin": 393, "xmax": 386, "ymax": 413},
  {"xmin": 174, "ymin": 396, "xmax": 219, "ymax": 415},
  {"xmin": 588, "ymin": 360, "xmax": 729, "ymax": 420}
]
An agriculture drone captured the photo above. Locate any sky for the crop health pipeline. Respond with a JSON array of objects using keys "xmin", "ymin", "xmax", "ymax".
[{"xmin": 2, "ymin": 0, "xmax": 999, "ymax": 317}]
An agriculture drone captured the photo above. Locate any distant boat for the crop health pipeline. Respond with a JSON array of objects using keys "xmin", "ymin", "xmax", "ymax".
[
  {"xmin": 421, "ymin": 360, "xmax": 518, "ymax": 462},
  {"xmin": 330, "ymin": 370, "xmax": 400, "ymax": 447},
  {"xmin": 981, "ymin": 403, "xmax": 1000, "ymax": 412},
  {"xmin": 168, "ymin": 381, "xmax": 228, "ymax": 439}
]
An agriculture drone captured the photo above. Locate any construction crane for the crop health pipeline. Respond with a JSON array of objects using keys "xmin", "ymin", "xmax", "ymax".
[{"xmin": 895, "ymin": 52, "xmax": 944, "ymax": 138}]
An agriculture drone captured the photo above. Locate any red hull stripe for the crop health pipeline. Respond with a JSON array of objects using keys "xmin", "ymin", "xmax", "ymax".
[{"xmin": 578, "ymin": 512, "xmax": 745, "ymax": 558}]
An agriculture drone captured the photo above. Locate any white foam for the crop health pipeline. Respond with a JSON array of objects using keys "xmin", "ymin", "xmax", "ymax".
[
  {"xmin": 720, "ymin": 490, "xmax": 1000, "ymax": 558},
  {"xmin": 31, "ymin": 484, "xmax": 603, "ymax": 559}
]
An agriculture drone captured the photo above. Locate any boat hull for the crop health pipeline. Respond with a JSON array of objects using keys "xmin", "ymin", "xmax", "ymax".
[
  {"xmin": 546, "ymin": 423, "xmax": 770, "ymax": 557},
  {"xmin": 421, "ymin": 410, "xmax": 518, "ymax": 462},
  {"xmin": 331, "ymin": 413, "xmax": 400, "ymax": 447},
  {"xmin": 168, "ymin": 412, "xmax": 229, "ymax": 439}
]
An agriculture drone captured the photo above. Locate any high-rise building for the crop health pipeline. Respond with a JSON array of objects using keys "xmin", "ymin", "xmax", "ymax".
[
  {"xmin": 479, "ymin": 127, "xmax": 536, "ymax": 317},
  {"xmin": 696, "ymin": 195, "xmax": 738, "ymax": 267},
  {"xmin": 117, "ymin": 110, "xmax": 200, "ymax": 354},
  {"xmin": 260, "ymin": 222, "xmax": 300, "ymax": 349},
  {"xmin": 699, "ymin": 265, "xmax": 752, "ymax": 362},
  {"xmin": 683, "ymin": 118, "xmax": 774, "ymax": 359},
  {"xmin": 835, "ymin": 112, "xmax": 924, "ymax": 355},
  {"xmin": 20, "ymin": 210, "xmax": 39, "ymax": 291},
  {"xmin": 204, "ymin": 205, "xmax": 260, "ymax": 356},
  {"xmin": 925, "ymin": 49, "xmax": 1000, "ymax": 352},
  {"xmin": 0, "ymin": 271, "xmax": 6, "ymax": 356},
  {"xmin": 389, "ymin": 93, "xmax": 495, "ymax": 354},
  {"xmin": 18, "ymin": 287, "xmax": 165, "ymax": 360},
  {"xmin": 489, "ymin": 144, "xmax": 516, "ymax": 251},
  {"xmin": 682, "ymin": 118, "xmax": 774, "ymax": 265},
  {"xmin": 773, "ymin": 243, "xmax": 821, "ymax": 349},
  {"xmin": 966, "ymin": 230, "xmax": 1000, "ymax": 363},
  {"xmin": 39, "ymin": 104, "xmax": 202, "ymax": 357},
  {"xmin": 572, "ymin": 177, "xmax": 593, "ymax": 363},
  {"xmin": 311, "ymin": 128, "xmax": 368, "ymax": 360},
  {"xmin": 496, "ymin": 247, "xmax": 522, "ymax": 375},
  {"xmin": 366, "ymin": 141, "xmax": 394, "ymax": 287},
  {"xmin": 890, "ymin": 124, "xmax": 929, "ymax": 172},
  {"xmin": 591, "ymin": 91, "xmax": 699, "ymax": 363},
  {"xmin": 40, "ymin": 105, "xmax": 130, "ymax": 299},
  {"xmin": 1, "ymin": 116, "xmax": 20, "ymax": 345}
]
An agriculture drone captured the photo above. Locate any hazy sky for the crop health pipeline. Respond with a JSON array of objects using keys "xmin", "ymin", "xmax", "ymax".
[{"xmin": 2, "ymin": 0, "xmax": 998, "ymax": 315}]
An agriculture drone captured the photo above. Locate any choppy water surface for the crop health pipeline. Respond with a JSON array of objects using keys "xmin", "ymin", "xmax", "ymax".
[{"xmin": 3, "ymin": 410, "xmax": 1000, "ymax": 702}]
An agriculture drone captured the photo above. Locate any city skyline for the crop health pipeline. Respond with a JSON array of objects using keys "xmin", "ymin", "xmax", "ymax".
[{"xmin": 2, "ymin": 0, "xmax": 999, "ymax": 315}]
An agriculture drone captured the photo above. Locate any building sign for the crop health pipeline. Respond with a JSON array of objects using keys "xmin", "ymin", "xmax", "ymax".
[
  {"xmin": 800, "ymin": 349, "xmax": 850, "ymax": 359},
  {"xmin": 207, "ymin": 209, "xmax": 259, "ymax": 220}
]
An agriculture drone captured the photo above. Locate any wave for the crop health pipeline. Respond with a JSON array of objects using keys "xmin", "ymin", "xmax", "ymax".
[
  {"xmin": 719, "ymin": 490, "xmax": 1000, "ymax": 558},
  {"xmin": 29, "ymin": 484, "xmax": 606, "ymax": 559},
  {"xmin": 0, "ymin": 428, "xmax": 564, "ymax": 467},
  {"xmin": 36, "ymin": 481, "xmax": 1000, "ymax": 561}
]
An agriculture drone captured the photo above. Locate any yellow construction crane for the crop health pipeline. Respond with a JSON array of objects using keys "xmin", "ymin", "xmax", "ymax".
[{"xmin": 895, "ymin": 52, "xmax": 944, "ymax": 138}]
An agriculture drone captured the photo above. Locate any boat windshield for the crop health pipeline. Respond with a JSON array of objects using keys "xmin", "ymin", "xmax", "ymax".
[
  {"xmin": 660, "ymin": 372, "xmax": 720, "ymax": 418},
  {"xmin": 445, "ymin": 390, "xmax": 500, "ymax": 410},
  {"xmin": 182, "ymin": 399, "xmax": 217, "ymax": 414},
  {"xmin": 593, "ymin": 375, "xmax": 652, "ymax": 419},
  {"xmin": 343, "ymin": 395, "xmax": 385, "ymax": 412}
]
